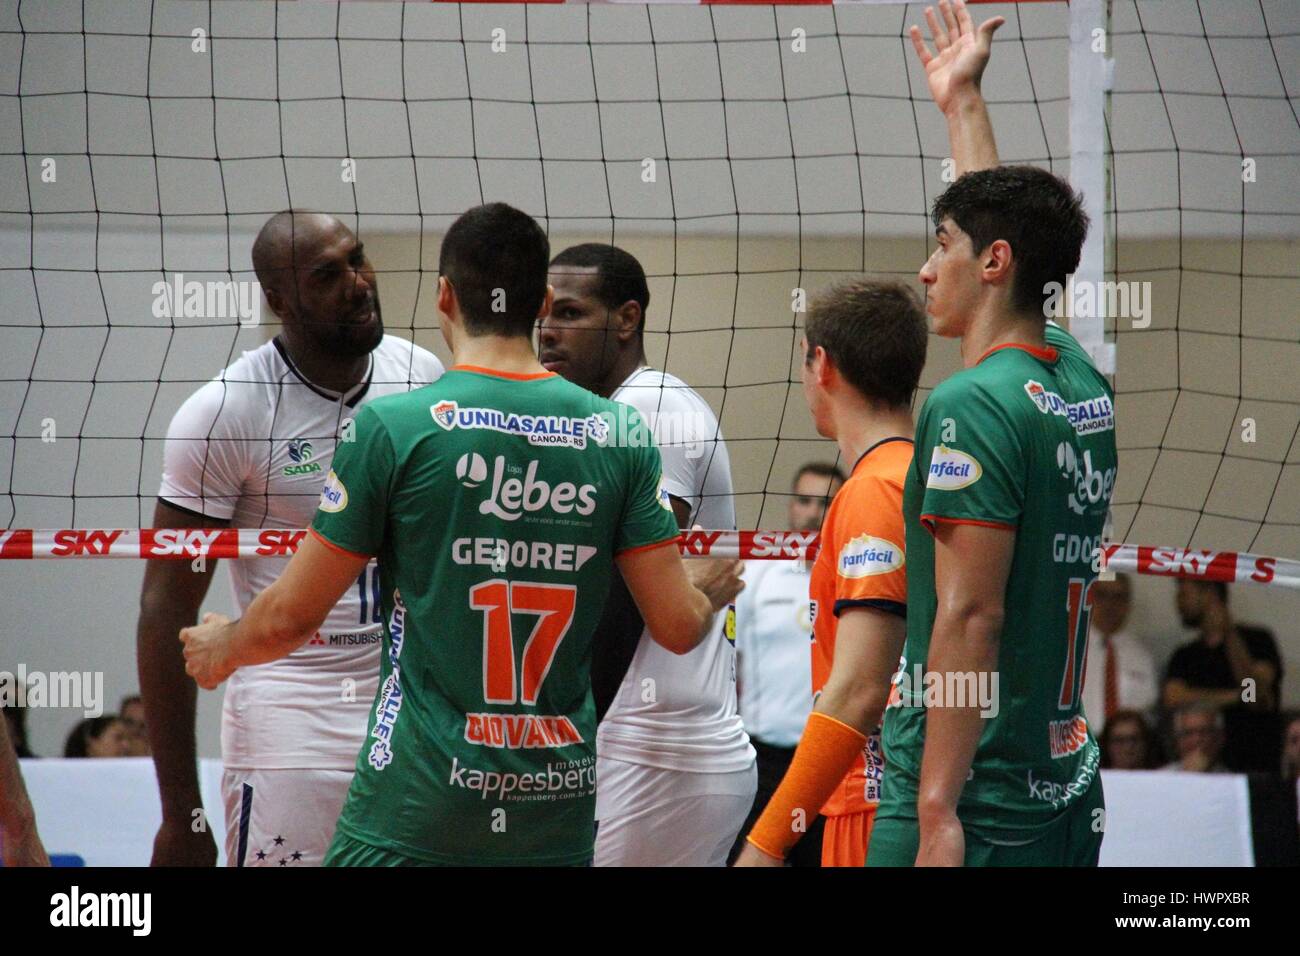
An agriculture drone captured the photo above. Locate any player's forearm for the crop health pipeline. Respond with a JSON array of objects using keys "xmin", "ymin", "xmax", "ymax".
[
  {"xmin": 680, "ymin": 585, "xmax": 717, "ymax": 653},
  {"xmin": 916, "ymin": 609, "xmax": 1001, "ymax": 821},
  {"xmin": 0, "ymin": 722, "xmax": 37, "ymax": 834},
  {"xmin": 815, "ymin": 675, "xmax": 891, "ymax": 738},
  {"xmin": 1222, "ymin": 633, "xmax": 1274, "ymax": 704},
  {"xmin": 746, "ymin": 711, "xmax": 866, "ymax": 860},
  {"xmin": 945, "ymin": 90, "xmax": 1000, "ymax": 175},
  {"xmin": 138, "ymin": 602, "xmax": 206, "ymax": 815},
  {"xmin": 223, "ymin": 585, "xmax": 322, "ymax": 669},
  {"xmin": 1163, "ymin": 681, "xmax": 1239, "ymax": 711}
]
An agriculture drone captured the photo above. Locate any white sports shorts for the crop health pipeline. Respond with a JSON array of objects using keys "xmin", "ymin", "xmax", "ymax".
[
  {"xmin": 222, "ymin": 768, "xmax": 353, "ymax": 867},
  {"xmin": 594, "ymin": 755, "xmax": 757, "ymax": 867}
]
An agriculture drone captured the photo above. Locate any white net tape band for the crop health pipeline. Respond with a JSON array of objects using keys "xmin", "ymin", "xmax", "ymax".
[{"xmin": 1, "ymin": 528, "xmax": 1295, "ymax": 589}]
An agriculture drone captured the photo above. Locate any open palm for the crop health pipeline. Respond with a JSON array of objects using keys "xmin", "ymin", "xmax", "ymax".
[{"xmin": 910, "ymin": 0, "xmax": 1005, "ymax": 114}]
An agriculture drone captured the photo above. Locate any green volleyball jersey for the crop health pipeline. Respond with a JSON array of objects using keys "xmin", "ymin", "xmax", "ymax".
[
  {"xmin": 312, "ymin": 366, "xmax": 680, "ymax": 866},
  {"xmin": 881, "ymin": 322, "xmax": 1117, "ymax": 837}
]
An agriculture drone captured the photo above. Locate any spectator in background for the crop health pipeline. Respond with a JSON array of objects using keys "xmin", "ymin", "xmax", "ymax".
[
  {"xmin": 0, "ymin": 717, "xmax": 48, "ymax": 866},
  {"xmin": 1081, "ymin": 573, "xmax": 1157, "ymax": 735},
  {"xmin": 1162, "ymin": 704, "xmax": 1229, "ymax": 773},
  {"xmin": 63, "ymin": 715, "xmax": 131, "ymax": 758},
  {"xmin": 1163, "ymin": 580, "xmax": 1283, "ymax": 772},
  {"xmin": 2, "ymin": 699, "xmax": 36, "ymax": 758},
  {"xmin": 1099, "ymin": 709, "xmax": 1162, "ymax": 770},
  {"xmin": 1282, "ymin": 713, "xmax": 1300, "ymax": 788},
  {"xmin": 730, "ymin": 461, "xmax": 845, "ymax": 866},
  {"xmin": 119, "ymin": 694, "xmax": 151, "ymax": 757}
]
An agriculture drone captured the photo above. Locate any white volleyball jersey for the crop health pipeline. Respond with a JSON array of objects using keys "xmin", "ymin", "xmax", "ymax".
[
  {"xmin": 159, "ymin": 334, "xmax": 444, "ymax": 769},
  {"xmin": 596, "ymin": 367, "xmax": 755, "ymax": 774},
  {"xmin": 734, "ymin": 558, "xmax": 815, "ymax": 749}
]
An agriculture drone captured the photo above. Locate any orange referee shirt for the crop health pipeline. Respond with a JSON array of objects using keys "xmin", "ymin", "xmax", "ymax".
[{"xmin": 809, "ymin": 437, "xmax": 911, "ymax": 817}]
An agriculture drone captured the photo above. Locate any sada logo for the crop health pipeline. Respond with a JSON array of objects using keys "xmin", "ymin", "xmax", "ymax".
[
  {"xmin": 837, "ymin": 534, "xmax": 904, "ymax": 579},
  {"xmin": 283, "ymin": 438, "xmax": 321, "ymax": 476},
  {"xmin": 926, "ymin": 446, "xmax": 982, "ymax": 490}
]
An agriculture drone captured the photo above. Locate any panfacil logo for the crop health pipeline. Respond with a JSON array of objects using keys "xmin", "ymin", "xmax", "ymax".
[
  {"xmin": 926, "ymin": 446, "xmax": 982, "ymax": 490},
  {"xmin": 318, "ymin": 470, "xmax": 348, "ymax": 513},
  {"xmin": 472, "ymin": 456, "xmax": 598, "ymax": 522},
  {"xmin": 837, "ymin": 534, "xmax": 904, "ymax": 579}
]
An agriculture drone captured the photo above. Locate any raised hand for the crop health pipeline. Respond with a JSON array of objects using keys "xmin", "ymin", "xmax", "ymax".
[{"xmin": 909, "ymin": 0, "xmax": 1005, "ymax": 115}]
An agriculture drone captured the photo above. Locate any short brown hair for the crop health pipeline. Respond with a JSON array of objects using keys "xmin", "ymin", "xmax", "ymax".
[
  {"xmin": 794, "ymin": 462, "xmax": 846, "ymax": 489},
  {"xmin": 804, "ymin": 279, "xmax": 927, "ymax": 408}
]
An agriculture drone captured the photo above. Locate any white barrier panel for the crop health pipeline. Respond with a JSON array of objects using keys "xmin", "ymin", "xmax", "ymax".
[
  {"xmin": 1098, "ymin": 770, "xmax": 1254, "ymax": 867},
  {"xmin": 18, "ymin": 760, "xmax": 1255, "ymax": 866},
  {"xmin": 19, "ymin": 758, "xmax": 228, "ymax": 867}
]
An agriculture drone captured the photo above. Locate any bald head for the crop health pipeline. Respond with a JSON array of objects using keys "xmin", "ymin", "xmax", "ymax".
[
  {"xmin": 252, "ymin": 210, "xmax": 347, "ymax": 294},
  {"xmin": 252, "ymin": 210, "xmax": 384, "ymax": 359}
]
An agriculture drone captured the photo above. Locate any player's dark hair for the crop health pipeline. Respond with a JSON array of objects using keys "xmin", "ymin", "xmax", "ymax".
[
  {"xmin": 931, "ymin": 165, "xmax": 1089, "ymax": 317},
  {"xmin": 794, "ymin": 461, "xmax": 846, "ymax": 489},
  {"xmin": 63, "ymin": 715, "xmax": 121, "ymax": 758},
  {"xmin": 550, "ymin": 243, "xmax": 651, "ymax": 334},
  {"xmin": 439, "ymin": 203, "xmax": 550, "ymax": 337},
  {"xmin": 1184, "ymin": 578, "xmax": 1229, "ymax": 606},
  {"xmin": 1099, "ymin": 709, "xmax": 1162, "ymax": 770},
  {"xmin": 804, "ymin": 279, "xmax": 927, "ymax": 409}
]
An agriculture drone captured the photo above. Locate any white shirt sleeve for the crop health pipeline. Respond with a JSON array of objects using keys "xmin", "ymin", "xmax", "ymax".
[
  {"xmin": 158, "ymin": 380, "xmax": 254, "ymax": 520},
  {"xmin": 409, "ymin": 344, "xmax": 446, "ymax": 387},
  {"xmin": 622, "ymin": 388, "xmax": 705, "ymax": 507}
]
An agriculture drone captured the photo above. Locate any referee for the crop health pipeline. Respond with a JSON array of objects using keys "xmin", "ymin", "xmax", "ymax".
[{"xmin": 728, "ymin": 463, "xmax": 844, "ymax": 866}]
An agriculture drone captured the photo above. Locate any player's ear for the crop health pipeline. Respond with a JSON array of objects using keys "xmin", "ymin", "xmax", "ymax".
[
  {"xmin": 538, "ymin": 283, "xmax": 555, "ymax": 321},
  {"xmin": 262, "ymin": 284, "xmax": 287, "ymax": 321},
  {"xmin": 982, "ymin": 239, "xmax": 1014, "ymax": 286},
  {"xmin": 437, "ymin": 276, "xmax": 455, "ymax": 320},
  {"xmin": 814, "ymin": 345, "xmax": 834, "ymax": 387},
  {"xmin": 615, "ymin": 300, "xmax": 641, "ymax": 342}
]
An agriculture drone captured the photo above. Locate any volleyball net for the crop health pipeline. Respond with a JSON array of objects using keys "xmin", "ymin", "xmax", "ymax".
[{"xmin": 1, "ymin": 0, "xmax": 1297, "ymax": 588}]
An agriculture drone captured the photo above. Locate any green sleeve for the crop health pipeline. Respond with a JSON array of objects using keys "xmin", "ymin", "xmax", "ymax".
[
  {"xmin": 311, "ymin": 403, "xmax": 394, "ymax": 557},
  {"xmin": 915, "ymin": 378, "xmax": 1025, "ymax": 531},
  {"xmin": 615, "ymin": 409, "xmax": 682, "ymax": 555}
]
